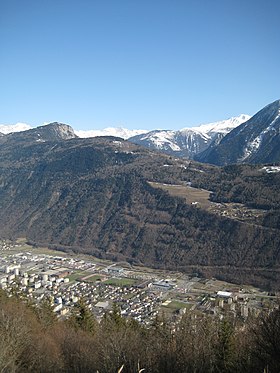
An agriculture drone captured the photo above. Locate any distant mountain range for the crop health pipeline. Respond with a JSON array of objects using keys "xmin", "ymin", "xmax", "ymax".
[
  {"xmin": 75, "ymin": 127, "xmax": 149, "ymax": 139},
  {"xmin": 1, "ymin": 99, "xmax": 280, "ymax": 165},
  {"xmin": 131, "ymin": 100, "xmax": 280, "ymax": 165},
  {"xmin": 128, "ymin": 115, "xmax": 250, "ymax": 159},
  {"xmin": 0, "ymin": 122, "xmax": 148, "ymax": 139},
  {"xmin": 0, "ymin": 115, "xmax": 251, "ymax": 158},
  {"xmin": 0, "ymin": 122, "xmax": 32, "ymax": 134}
]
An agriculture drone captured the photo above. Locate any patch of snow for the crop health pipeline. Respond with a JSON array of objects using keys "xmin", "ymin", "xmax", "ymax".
[
  {"xmin": 251, "ymin": 136, "xmax": 262, "ymax": 150},
  {"xmin": 141, "ymin": 130, "xmax": 181, "ymax": 151},
  {"xmin": 262, "ymin": 108, "xmax": 280, "ymax": 135},
  {"xmin": 179, "ymin": 128, "xmax": 210, "ymax": 143},
  {"xmin": 239, "ymin": 109, "xmax": 280, "ymax": 161},
  {"xmin": 260, "ymin": 166, "xmax": 280, "ymax": 173},
  {"xmin": 162, "ymin": 183, "xmax": 181, "ymax": 186},
  {"xmin": 240, "ymin": 135, "xmax": 262, "ymax": 161}
]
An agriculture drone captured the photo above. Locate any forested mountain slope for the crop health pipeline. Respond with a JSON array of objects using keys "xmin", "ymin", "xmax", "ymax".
[{"xmin": 0, "ymin": 124, "xmax": 280, "ymax": 289}]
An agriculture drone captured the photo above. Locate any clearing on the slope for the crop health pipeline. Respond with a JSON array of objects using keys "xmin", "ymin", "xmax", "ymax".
[{"xmin": 148, "ymin": 182, "xmax": 212, "ymax": 209}]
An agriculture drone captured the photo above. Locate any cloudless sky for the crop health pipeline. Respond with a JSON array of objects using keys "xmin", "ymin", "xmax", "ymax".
[{"xmin": 1, "ymin": 0, "xmax": 280, "ymax": 130}]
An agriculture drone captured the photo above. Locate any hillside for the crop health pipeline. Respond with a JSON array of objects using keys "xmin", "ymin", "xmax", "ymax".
[
  {"xmin": 196, "ymin": 100, "xmax": 280, "ymax": 165},
  {"xmin": 0, "ymin": 124, "xmax": 280, "ymax": 289}
]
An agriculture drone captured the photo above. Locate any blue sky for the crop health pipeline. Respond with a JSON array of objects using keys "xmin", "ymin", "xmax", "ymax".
[{"xmin": 1, "ymin": 0, "xmax": 280, "ymax": 130}]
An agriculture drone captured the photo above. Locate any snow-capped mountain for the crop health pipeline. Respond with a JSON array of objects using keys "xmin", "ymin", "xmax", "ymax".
[
  {"xmin": 196, "ymin": 100, "xmax": 280, "ymax": 165},
  {"xmin": 0, "ymin": 117, "xmax": 250, "ymax": 158},
  {"xmin": 191, "ymin": 114, "xmax": 250, "ymax": 135},
  {"xmin": 75, "ymin": 127, "xmax": 149, "ymax": 139},
  {"xmin": 0, "ymin": 122, "xmax": 32, "ymax": 134},
  {"xmin": 128, "ymin": 115, "xmax": 250, "ymax": 159}
]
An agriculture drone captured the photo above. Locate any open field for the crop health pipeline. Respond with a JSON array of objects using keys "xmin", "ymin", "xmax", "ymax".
[
  {"xmin": 163, "ymin": 300, "xmax": 192, "ymax": 310},
  {"xmin": 148, "ymin": 182, "xmax": 211, "ymax": 209},
  {"xmin": 68, "ymin": 271, "xmax": 92, "ymax": 282},
  {"xmin": 80, "ymin": 274, "xmax": 106, "ymax": 282},
  {"xmin": 148, "ymin": 182, "xmax": 267, "ymax": 223},
  {"xmin": 12, "ymin": 240, "xmax": 69, "ymax": 256},
  {"xmin": 104, "ymin": 277, "xmax": 137, "ymax": 287}
]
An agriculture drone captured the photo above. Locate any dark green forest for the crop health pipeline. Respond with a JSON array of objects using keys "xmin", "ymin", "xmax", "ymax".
[{"xmin": 0, "ymin": 289, "xmax": 280, "ymax": 373}]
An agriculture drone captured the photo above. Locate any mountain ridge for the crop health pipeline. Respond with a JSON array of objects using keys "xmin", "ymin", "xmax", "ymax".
[
  {"xmin": 0, "ymin": 122, "xmax": 77, "ymax": 146},
  {"xmin": 128, "ymin": 115, "xmax": 250, "ymax": 159},
  {"xmin": 1, "ymin": 100, "xmax": 280, "ymax": 165},
  {"xmin": 0, "ymin": 114, "xmax": 251, "ymax": 161},
  {"xmin": 196, "ymin": 99, "xmax": 280, "ymax": 165}
]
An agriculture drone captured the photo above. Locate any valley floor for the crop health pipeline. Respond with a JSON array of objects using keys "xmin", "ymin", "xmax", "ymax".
[{"xmin": 0, "ymin": 239, "xmax": 278, "ymax": 325}]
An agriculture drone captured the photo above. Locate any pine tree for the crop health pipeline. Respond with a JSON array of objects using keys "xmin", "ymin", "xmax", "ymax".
[
  {"xmin": 36, "ymin": 296, "xmax": 56, "ymax": 328},
  {"xmin": 73, "ymin": 298, "xmax": 96, "ymax": 333},
  {"xmin": 214, "ymin": 319, "xmax": 235, "ymax": 372},
  {"xmin": 109, "ymin": 303, "xmax": 124, "ymax": 327}
]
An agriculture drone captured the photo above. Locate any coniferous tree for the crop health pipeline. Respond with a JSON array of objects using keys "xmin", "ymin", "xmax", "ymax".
[
  {"xmin": 36, "ymin": 296, "xmax": 57, "ymax": 329},
  {"xmin": 252, "ymin": 308, "xmax": 280, "ymax": 373},
  {"xmin": 71, "ymin": 298, "xmax": 96, "ymax": 333},
  {"xmin": 214, "ymin": 319, "xmax": 235, "ymax": 372}
]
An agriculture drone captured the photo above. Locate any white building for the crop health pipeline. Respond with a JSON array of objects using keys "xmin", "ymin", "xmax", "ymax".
[{"xmin": 217, "ymin": 291, "xmax": 232, "ymax": 298}]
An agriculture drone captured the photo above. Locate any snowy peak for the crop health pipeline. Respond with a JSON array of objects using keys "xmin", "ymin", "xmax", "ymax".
[
  {"xmin": 190, "ymin": 114, "xmax": 251, "ymax": 135},
  {"xmin": 75, "ymin": 127, "xmax": 148, "ymax": 140},
  {"xmin": 128, "ymin": 115, "xmax": 250, "ymax": 159},
  {"xmin": 135, "ymin": 129, "xmax": 180, "ymax": 151},
  {"xmin": 0, "ymin": 122, "xmax": 32, "ymax": 134}
]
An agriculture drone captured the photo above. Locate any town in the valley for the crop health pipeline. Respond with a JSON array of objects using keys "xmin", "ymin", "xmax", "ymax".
[{"xmin": 0, "ymin": 239, "xmax": 278, "ymax": 325}]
